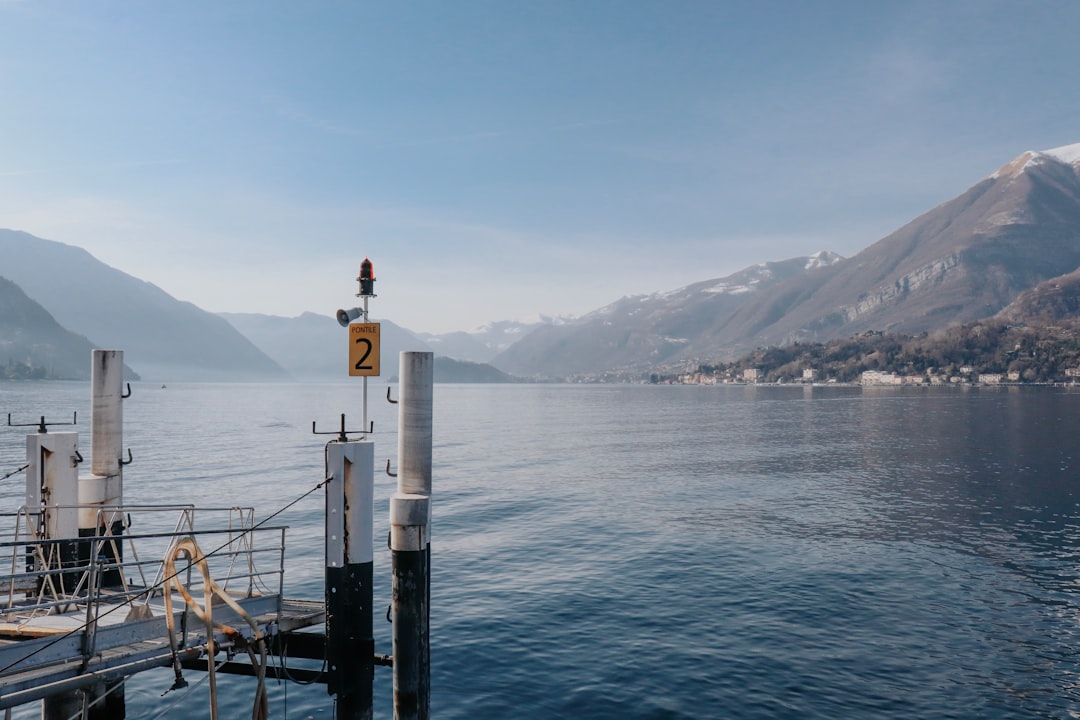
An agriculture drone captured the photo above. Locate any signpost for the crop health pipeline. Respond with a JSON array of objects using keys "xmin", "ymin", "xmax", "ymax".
[
  {"xmin": 330, "ymin": 258, "xmax": 380, "ymax": 720},
  {"xmin": 349, "ymin": 323, "xmax": 381, "ymax": 377}
]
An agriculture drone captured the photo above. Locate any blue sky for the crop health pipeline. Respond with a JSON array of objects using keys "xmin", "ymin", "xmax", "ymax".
[{"xmin": 2, "ymin": 1, "xmax": 1079, "ymax": 333}]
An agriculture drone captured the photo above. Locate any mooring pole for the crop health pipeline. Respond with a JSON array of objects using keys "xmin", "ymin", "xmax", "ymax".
[
  {"xmin": 48, "ymin": 350, "xmax": 128, "ymax": 720},
  {"xmin": 80, "ymin": 349, "xmax": 125, "ymax": 588},
  {"xmin": 391, "ymin": 351, "xmax": 433, "ymax": 720},
  {"xmin": 325, "ymin": 440, "xmax": 375, "ymax": 720}
]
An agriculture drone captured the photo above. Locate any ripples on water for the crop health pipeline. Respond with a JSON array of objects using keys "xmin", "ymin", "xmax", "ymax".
[{"xmin": 2, "ymin": 382, "xmax": 1080, "ymax": 718}]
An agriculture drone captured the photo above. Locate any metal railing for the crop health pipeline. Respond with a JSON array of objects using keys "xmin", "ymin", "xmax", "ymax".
[{"xmin": 0, "ymin": 504, "xmax": 286, "ymax": 628}]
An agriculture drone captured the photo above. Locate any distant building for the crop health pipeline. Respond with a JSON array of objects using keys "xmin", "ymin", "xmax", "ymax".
[
  {"xmin": 1066, "ymin": 368, "xmax": 1080, "ymax": 378},
  {"xmin": 1007, "ymin": 371, "xmax": 1021, "ymax": 382},
  {"xmin": 743, "ymin": 368, "xmax": 761, "ymax": 383},
  {"xmin": 978, "ymin": 373, "xmax": 1002, "ymax": 384},
  {"xmin": 861, "ymin": 371, "xmax": 902, "ymax": 386},
  {"xmin": 802, "ymin": 368, "xmax": 817, "ymax": 382}
]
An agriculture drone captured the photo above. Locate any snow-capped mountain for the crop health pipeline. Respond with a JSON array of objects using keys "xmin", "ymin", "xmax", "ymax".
[
  {"xmin": 492, "ymin": 142, "xmax": 1080, "ymax": 378},
  {"xmin": 491, "ymin": 253, "xmax": 843, "ymax": 377},
  {"xmin": 416, "ymin": 316, "xmax": 571, "ymax": 363}
]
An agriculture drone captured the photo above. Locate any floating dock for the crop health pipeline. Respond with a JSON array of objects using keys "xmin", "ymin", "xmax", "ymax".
[{"xmin": 0, "ymin": 340, "xmax": 433, "ymax": 719}]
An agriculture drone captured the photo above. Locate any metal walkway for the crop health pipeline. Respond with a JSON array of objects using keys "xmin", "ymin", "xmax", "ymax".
[{"xmin": 0, "ymin": 505, "xmax": 326, "ymax": 712}]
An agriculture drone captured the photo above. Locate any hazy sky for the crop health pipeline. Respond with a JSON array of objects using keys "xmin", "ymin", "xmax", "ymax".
[{"xmin": 2, "ymin": 1, "xmax": 1079, "ymax": 333}]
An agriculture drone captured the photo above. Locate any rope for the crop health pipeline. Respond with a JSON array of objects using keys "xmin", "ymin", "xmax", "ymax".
[
  {"xmin": 0, "ymin": 472, "xmax": 331, "ymax": 676},
  {"xmin": 162, "ymin": 536, "xmax": 269, "ymax": 720},
  {"xmin": 0, "ymin": 464, "xmax": 28, "ymax": 482}
]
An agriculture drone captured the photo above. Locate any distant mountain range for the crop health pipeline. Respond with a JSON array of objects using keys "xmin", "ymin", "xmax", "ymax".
[
  {"xmin": 414, "ymin": 318, "xmax": 564, "ymax": 363},
  {"xmin": 0, "ymin": 229, "xmax": 287, "ymax": 381},
  {"xmin": 4, "ymin": 142, "xmax": 1080, "ymax": 382},
  {"xmin": 0, "ymin": 229, "xmax": 527, "ymax": 381},
  {"xmin": 492, "ymin": 143, "xmax": 1080, "ymax": 378},
  {"xmin": 491, "ymin": 253, "xmax": 843, "ymax": 377},
  {"xmin": 219, "ymin": 311, "xmax": 432, "ymax": 381},
  {"xmin": 218, "ymin": 313, "xmax": 531, "ymax": 381}
]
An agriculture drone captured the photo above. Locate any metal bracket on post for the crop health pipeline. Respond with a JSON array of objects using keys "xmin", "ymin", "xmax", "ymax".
[{"xmin": 313, "ymin": 414, "xmax": 372, "ymax": 442}]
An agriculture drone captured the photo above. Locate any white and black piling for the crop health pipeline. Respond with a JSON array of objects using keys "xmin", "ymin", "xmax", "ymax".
[
  {"xmin": 325, "ymin": 439, "xmax": 376, "ymax": 720},
  {"xmin": 390, "ymin": 352, "xmax": 433, "ymax": 720}
]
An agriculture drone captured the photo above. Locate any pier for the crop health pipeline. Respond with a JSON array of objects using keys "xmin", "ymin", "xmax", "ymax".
[{"xmin": 0, "ymin": 268, "xmax": 433, "ymax": 719}]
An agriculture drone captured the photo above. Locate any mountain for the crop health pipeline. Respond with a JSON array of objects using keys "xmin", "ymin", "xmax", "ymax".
[
  {"xmin": 416, "ymin": 317, "xmax": 563, "ymax": 363},
  {"xmin": 995, "ymin": 267, "xmax": 1080, "ymax": 324},
  {"xmin": 495, "ymin": 143, "xmax": 1080, "ymax": 377},
  {"xmin": 491, "ymin": 253, "xmax": 843, "ymax": 377},
  {"xmin": 433, "ymin": 356, "xmax": 517, "ymax": 383},
  {"xmin": 219, "ymin": 311, "xmax": 434, "ymax": 381},
  {"xmin": 0, "ymin": 229, "xmax": 288, "ymax": 381},
  {"xmin": 411, "ymin": 331, "xmax": 493, "ymax": 363},
  {"xmin": 221, "ymin": 312, "xmax": 522, "ymax": 382},
  {"xmin": 707, "ymin": 143, "xmax": 1080, "ymax": 355},
  {"xmin": 0, "ymin": 275, "xmax": 98, "ymax": 379}
]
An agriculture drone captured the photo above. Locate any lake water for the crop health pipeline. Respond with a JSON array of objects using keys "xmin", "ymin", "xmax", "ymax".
[{"xmin": 1, "ymin": 382, "xmax": 1080, "ymax": 719}]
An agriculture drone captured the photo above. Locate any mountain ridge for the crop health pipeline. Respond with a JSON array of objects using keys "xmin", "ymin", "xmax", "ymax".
[
  {"xmin": 492, "ymin": 142, "xmax": 1080, "ymax": 378},
  {"xmin": 0, "ymin": 229, "xmax": 288, "ymax": 381}
]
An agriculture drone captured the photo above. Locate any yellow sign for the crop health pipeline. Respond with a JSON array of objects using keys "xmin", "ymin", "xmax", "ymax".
[{"xmin": 348, "ymin": 323, "xmax": 381, "ymax": 377}]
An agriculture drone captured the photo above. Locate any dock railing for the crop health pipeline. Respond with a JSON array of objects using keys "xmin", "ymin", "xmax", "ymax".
[{"xmin": 0, "ymin": 504, "xmax": 285, "ymax": 629}]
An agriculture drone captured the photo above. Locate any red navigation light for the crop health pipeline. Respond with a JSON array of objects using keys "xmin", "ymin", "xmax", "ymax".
[{"xmin": 358, "ymin": 258, "xmax": 376, "ymax": 296}]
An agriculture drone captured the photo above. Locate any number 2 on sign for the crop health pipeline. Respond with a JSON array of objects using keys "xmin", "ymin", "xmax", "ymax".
[
  {"xmin": 354, "ymin": 338, "xmax": 373, "ymax": 370},
  {"xmin": 348, "ymin": 323, "xmax": 381, "ymax": 376}
]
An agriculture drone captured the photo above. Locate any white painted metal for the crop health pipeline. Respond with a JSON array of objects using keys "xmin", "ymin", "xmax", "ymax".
[
  {"xmin": 326, "ymin": 441, "xmax": 374, "ymax": 567},
  {"xmin": 24, "ymin": 432, "xmax": 80, "ymax": 540}
]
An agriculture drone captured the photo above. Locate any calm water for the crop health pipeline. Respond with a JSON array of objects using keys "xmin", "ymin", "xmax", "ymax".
[{"xmin": 2, "ymin": 382, "xmax": 1080, "ymax": 719}]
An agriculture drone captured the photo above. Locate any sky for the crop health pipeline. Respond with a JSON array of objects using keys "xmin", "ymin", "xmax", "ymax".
[{"xmin": 2, "ymin": 1, "xmax": 1080, "ymax": 334}]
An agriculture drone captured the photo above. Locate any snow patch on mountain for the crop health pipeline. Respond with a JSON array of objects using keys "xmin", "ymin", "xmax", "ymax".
[
  {"xmin": 805, "ymin": 250, "xmax": 843, "ymax": 270},
  {"xmin": 990, "ymin": 143, "xmax": 1080, "ymax": 180},
  {"xmin": 1043, "ymin": 142, "xmax": 1080, "ymax": 166},
  {"xmin": 704, "ymin": 283, "xmax": 754, "ymax": 295}
]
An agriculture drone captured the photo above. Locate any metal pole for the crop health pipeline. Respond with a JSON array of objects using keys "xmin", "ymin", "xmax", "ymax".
[
  {"xmin": 362, "ymin": 295, "xmax": 369, "ymax": 434},
  {"xmin": 391, "ymin": 351, "xmax": 432, "ymax": 720},
  {"xmin": 325, "ymin": 440, "xmax": 375, "ymax": 720}
]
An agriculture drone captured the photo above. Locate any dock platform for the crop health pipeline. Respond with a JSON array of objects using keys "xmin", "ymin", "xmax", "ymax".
[{"xmin": 0, "ymin": 506, "xmax": 329, "ymax": 713}]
